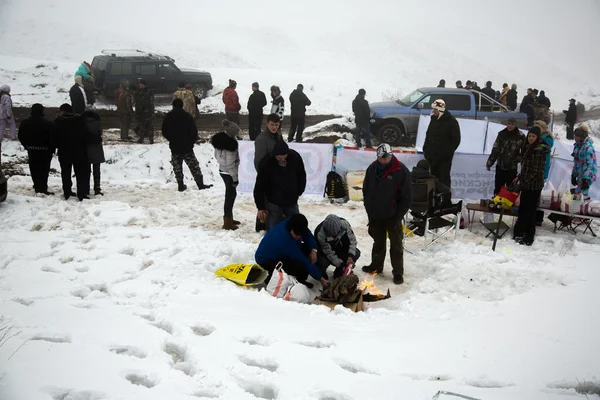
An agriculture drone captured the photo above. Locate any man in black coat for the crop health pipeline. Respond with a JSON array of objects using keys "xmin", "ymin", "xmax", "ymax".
[
  {"xmin": 247, "ymin": 82, "xmax": 267, "ymax": 141},
  {"xmin": 506, "ymin": 84, "xmax": 518, "ymax": 111},
  {"xmin": 254, "ymin": 140, "xmax": 306, "ymax": 231},
  {"xmin": 537, "ymin": 90, "xmax": 551, "ymax": 108},
  {"xmin": 81, "ymin": 111, "xmax": 105, "ymax": 195},
  {"xmin": 288, "ymin": 84, "xmax": 312, "ymax": 143},
  {"xmin": 481, "ymin": 81, "xmax": 495, "ymax": 99},
  {"xmin": 54, "ymin": 103, "xmax": 91, "ymax": 200},
  {"xmin": 563, "ymin": 98, "xmax": 578, "ymax": 140},
  {"xmin": 18, "ymin": 104, "xmax": 56, "ymax": 195},
  {"xmin": 162, "ymin": 99, "xmax": 212, "ymax": 192},
  {"xmin": 352, "ymin": 88, "xmax": 371, "ymax": 147},
  {"xmin": 69, "ymin": 83, "xmax": 87, "ymax": 114},
  {"xmin": 362, "ymin": 143, "xmax": 413, "ymax": 285},
  {"xmin": 423, "ymin": 99, "xmax": 461, "ymax": 188}
]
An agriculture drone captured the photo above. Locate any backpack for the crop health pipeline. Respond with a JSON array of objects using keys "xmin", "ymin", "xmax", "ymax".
[{"xmin": 324, "ymin": 171, "xmax": 348, "ymax": 201}]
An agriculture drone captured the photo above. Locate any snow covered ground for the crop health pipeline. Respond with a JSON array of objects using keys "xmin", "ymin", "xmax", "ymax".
[
  {"xmin": 1, "ymin": 0, "xmax": 600, "ymax": 115},
  {"xmin": 1, "ymin": 140, "xmax": 600, "ymax": 400}
]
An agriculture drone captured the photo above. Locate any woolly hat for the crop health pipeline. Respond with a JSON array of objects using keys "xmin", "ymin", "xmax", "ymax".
[
  {"xmin": 0, "ymin": 84, "xmax": 10, "ymax": 92},
  {"xmin": 511, "ymin": 83, "xmax": 517, "ymax": 90},
  {"xmin": 432, "ymin": 99, "xmax": 446, "ymax": 112},
  {"xmin": 252, "ymin": 82, "xmax": 259, "ymax": 89},
  {"xmin": 507, "ymin": 117, "xmax": 518, "ymax": 125},
  {"xmin": 416, "ymin": 159, "xmax": 430, "ymax": 171},
  {"xmin": 528, "ymin": 126, "xmax": 541, "ymax": 138},
  {"xmin": 376, "ymin": 143, "xmax": 392, "ymax": 158},
  {"xmin": 574, "ymin": 125, "xmax": 589, "ymax": 138},
  {"xmin": 534, "ymin": 120, "xmax": 548, "ymax": 131},
  {"xmin": 323, "ymin": 214, "xmax": 342, "ymax": 236},
  {"xmin": 222, "ymin": 119, "xmax": 240, "ymax": 138},
  {"xmin": 31, "ymin": 103, "xmax": 44, "ymax": 117},
  {"xmin": 229, "ymin": 79, "xmax": 237, "ymax": 88},
  {"xmin": 273, "ymin": 140, "xmax": 289, "ymax": 156}
]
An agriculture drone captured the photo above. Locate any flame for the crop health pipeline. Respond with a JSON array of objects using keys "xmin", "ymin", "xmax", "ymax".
[{"xmin": 358, "ymin": 272, "xmax": 383, "ymax": 296}]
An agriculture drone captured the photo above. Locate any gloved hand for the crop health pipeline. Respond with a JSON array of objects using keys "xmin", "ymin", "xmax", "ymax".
[
  {"xmin": 486, "ymin": 164, "xmax": 491, "ymax": 171},
  {"xmin": 232, "ymin": 181, "xmax": 239, "ymax": 188},
  {"xmin": 571, "ymin": 174, "xmax": 578, "ymax": 186},
  {"xmin": 581, "ymin": 179, "xmax": 590, "ymax": 190}
]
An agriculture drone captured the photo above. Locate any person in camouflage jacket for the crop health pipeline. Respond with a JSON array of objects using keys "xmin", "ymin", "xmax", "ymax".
[
  {"xmin": 114, "ymin": 79, "xmax": 134, "ymax": 140},
  {"xmin": 571, "ymin": 125, "xmax": 597, "ymax": 197},
  {"xmin": 173, "ymin": 82, "xmax": 196, "ymax": 118},
  {"xmin": 134, "ymin": 80, "xmax": 155, "ymax": 144},
  {"xmin": 486, "ymin": 117, "xmax": 525, "ymax": 195},
  {"xmin": 513, "ymin": 126, "xmax": 550, "ymax": 246}
]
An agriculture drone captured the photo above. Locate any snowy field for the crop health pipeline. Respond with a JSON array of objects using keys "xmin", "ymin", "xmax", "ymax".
[
  {"xmin": 1, "ymin": 0, "xmax": 600, "ymax": 114},
  {"xmin": 1, "ymin": 140, "xmax": 600, "ymax": 400}
]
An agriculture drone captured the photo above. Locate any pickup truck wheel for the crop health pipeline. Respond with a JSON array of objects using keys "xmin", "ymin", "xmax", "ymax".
[
  {"xmin": 378, "ymin": 123, "xmax": 405, "ymax": 146},
  {"xmin": 193, "ymin": 85, "xmax": 207, "ymax": 99}
]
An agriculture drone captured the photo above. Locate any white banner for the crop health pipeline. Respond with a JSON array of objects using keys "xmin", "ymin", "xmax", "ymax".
[
  {"xmin": 237, "ymin": 141, "xmax": 333, "ymax": 195},
  {"xmin": 416, "ymin": 115, "xmax": 488, "ymax": 155}
]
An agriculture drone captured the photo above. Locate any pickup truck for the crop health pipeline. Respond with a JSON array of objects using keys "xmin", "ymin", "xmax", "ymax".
[{"xmin": 369, "ymin": 87, "xmax": 528, "ymax": 146}]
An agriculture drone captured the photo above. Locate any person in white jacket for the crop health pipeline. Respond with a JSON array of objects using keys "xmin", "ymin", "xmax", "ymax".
[
  {"xmin": 211, "ymin": 120, "xmax": 241, "ymax": 230},
  {"xmin": 0, "ymin": 85, "xmax": 16, "ymax": 141}
]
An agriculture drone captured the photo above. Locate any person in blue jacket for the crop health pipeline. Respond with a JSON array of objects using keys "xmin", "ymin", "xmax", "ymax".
[{"xmin": 255, "ymin": 214, "xmax": 329, "ymax": 289}]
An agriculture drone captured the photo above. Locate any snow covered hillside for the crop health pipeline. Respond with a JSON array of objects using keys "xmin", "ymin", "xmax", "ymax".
[
  {"xmin": 1, "ymin": 0, "xmax": 599, "ymax": 114},
  {"xmin": 1, "ymin": 140, "xmax": 600, "ymax": 399}
]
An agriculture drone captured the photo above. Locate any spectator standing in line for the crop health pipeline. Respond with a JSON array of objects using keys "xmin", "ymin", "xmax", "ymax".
[
  {"xmin": 486, "ymin": 117, "xmax": 525, "ymax": 196},
  {"xmin": 270, "ymin": 85, "xmax": 285, "ymax": 123},
  {"xmin": 455, "ymin": 80, "xmax": 464, "ymax": 89},
  {"xmin": 506, "ymin": 84, "xmax": 518, "ymax": 111},
  {"xmin": 288, "ymin": 84, "xmax": 312, "ymax": 143},
  {"xmin": 352, "ymin": 88, "xmax": 372, "ymax": 148},
  {"xmin": 247, "ymin": 82, "xmax": 267, "ymax": 140},
  {"xmin": 81, "ymin": 110, "xmax": 105, "ymax": 196},
  {"xmin": 222, "ymin": 79, "xmax": 241, "ymax": 124},
  {"xmin": 563, "ymin": 98, "xmax": 578, "ymax": 140}
]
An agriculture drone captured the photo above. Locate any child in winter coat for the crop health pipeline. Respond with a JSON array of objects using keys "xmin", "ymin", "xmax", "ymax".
[
  {"xmin": 571, "ymin": 125, "xmax": 597, "ymax": 198},
  {"xmin": 211, "ymin": 120, "xmax": 241, "ymax": 230},
  {"xmin": 0, "ymin": 85, "xmax": 16, "ymax": 140}
]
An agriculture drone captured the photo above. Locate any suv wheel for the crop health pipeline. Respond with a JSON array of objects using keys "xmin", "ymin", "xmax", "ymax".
[
  {"xmin": 193, "ymin": 85, "xmax": 207, "ymax": 99},
  {"xmin": 378, "ymin": 122, "xmax": 407, "ymax": 146}
]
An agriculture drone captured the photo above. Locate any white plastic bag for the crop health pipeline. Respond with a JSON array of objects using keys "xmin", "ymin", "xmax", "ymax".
[
  {"xmin": 539, "ymin": 181, "xmax": 555, "ymax": 209},
  {"xmin": 266, "ymin": 262, "xmax": 292, "ymax": 299},
  {"xmin": 560, "ymin": 192, "xmax": 583, "ymax": 214},
  {"xmin": 283, "ymin": 278, "xmax": 313, "ymax": 304}
]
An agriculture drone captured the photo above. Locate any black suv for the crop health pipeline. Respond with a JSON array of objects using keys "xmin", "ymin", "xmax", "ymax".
[{"xmin": 90, "ymin": 49, "xmax": 213, "ymax": 99}]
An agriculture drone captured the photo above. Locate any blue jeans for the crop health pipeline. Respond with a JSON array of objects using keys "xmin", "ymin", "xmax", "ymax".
[
  {"xmin": 355, "ymin": 123, "xmax": 372, "ymax": 147},
  {"xmin": 265, "ymin": 201, "xmax": 299, "ymax": 231}
]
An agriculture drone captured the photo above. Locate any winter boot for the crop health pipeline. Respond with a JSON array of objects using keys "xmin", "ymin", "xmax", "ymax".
[
  {"xmin": 196, "ymin": 176, "xmax": 213, "ymax": 190},
  {"xmin": 393, "ymin": 275, "xmax": 404, "ymax": 285},
  {"xmin": 223, "ymin": 217, "xmax": 239, "ymax": 231},
  {"xmin": 232, "ymin": 218, "xmax": 241, "ymax": 225},
  {"xmin": 64, "ymin": 191, "xmax": 76, "ymax": 200},
  {"xmin": 177, "ymin": 182, "xmax": 187, "ymax": 192},
  {"xmin": 94, "ymin": 187, "xmax": 103, "ymax": 196},
  {"xmin": 362, "ymin": 265, "xmax": 383, "ymax": 274}
]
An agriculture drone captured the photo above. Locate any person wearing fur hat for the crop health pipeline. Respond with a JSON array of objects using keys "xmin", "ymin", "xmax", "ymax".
[
  {"xmin": 571, "ymin": 125, "xmax": 597, "ymax": 198},
  {"xmin": 211, "ymin": 120, "xmax": 241, "ymax": 230},
  {"xmin": 512, "ymin": 126, "xmax": 550, "ymax": 246},
  {"xmin": 17, "ymin": 104, "xmax": 56, "ymax": 194},
  {"xmin": 563, "ymin": 99, "xmax": 578, "ymax": 140},
  {"xmin": 423, "ymin": 99, "xmax": 461, "ymax": 188},
  {"xmin": 270, "ymin": 85, "xmax": 285, "ymax": 123},
  {"xmin": 254, "ymin": 140, "xmax": 306, "ymax": 231},
  {"xmin": 247, "ymin": 82, "xmax": 267, "ymax": 140},
  {"xmin": 162, "ymin": 99, "xmax": 213, "ymax": 192},
  {"xmin": 222, "ymin": 79, "xmax": 241, "ymax": 124},
  {"xmin": 0, "ymin": 85, "xmax": 16, "ymax": 141},
  {"xmin": 486, "ymin": 117, "xmax": 526, "ymax": 196},
  {"xmin": 314, "ymin": 214, "xmax": 361, "ymax": 280}
]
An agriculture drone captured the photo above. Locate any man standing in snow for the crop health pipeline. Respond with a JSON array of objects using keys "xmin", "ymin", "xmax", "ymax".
[
  {"xmin": 255, "ymin": 213, "xmax": 328, "ymax": 289},
  {"xmin": 270, "ymin": 86, "xmax": 284, "ymax": 123},
  {"xmin": 173, "ymin": 82, "xmax": 197, "ymax": 118},
  {"xmin": 254, "ymin": 140, "xmax": 306, "ymax": 231},
  {"xmin": 486, "ymin": 117, "xmax": 525, "ymax": 196},
  {"xmin": 423, "ymin": 99, "xmax": 461, "ymax": 188},
  {"xmin": 18, "ymin": 104, "xmax": 56, "ymax": 195},
  {"xmin": 114, "ymin": 79, "xmax": 134, "ymax": 140},
  {"xmin": 288, "ymin": 84, "xmax": 312, "ymax": 143},
  {"xmin": 69, "ymin": 81, "xmax": 87, "ymax": 115},
  {"xmin": 0, "ymin": 85, "xmax": 16, "ymax": 141},
  {"xmin": 362, "ymin": 143, "xmax": 412, "ymax": 285},
  {"xmin": 563, "ymin": 99, "xmax": 578, "ymax": 140},
  {"xmin": 222, "ymin": 79, "xmax": 241, "ymax": 125},
  {"xmin": 134, "ymin": 80, "xmax": 155, "ymax": 144},
  {"xmin": 162, "ymin": 99, "xmax": 212, "ymax": 192},
  {"xmin": 352, "ymin": 88, "xmax": 372, "ymax": 148},
  {"xmin": 247, "ymin": 82, "xmax": 267, "ymax": 141}
]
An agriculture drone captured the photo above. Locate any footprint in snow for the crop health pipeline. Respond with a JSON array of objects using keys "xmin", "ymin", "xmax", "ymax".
[
  {"xmin": 237, "ymin": 380, "xmax": 278, "ymax": 400},
  {"xmin": 238, "ymin": 355, "xmax": 279, "ymax": 372},
  {"xmin": 297, "ymin": 340, "xmax": 334, "ymax": 349},
  {"xmin": 125, "ymin": 373, "xmax": 157, "ymax": 388},
  {"xmin": 150, "ymin": 320, "xmax": 174, "ymax": 335},
  {"xmin": 46, "ymin": 387, "xmax": 105, "ymax": 400},
  {"xmin": 334, "ymin": 358, "xmax": 379, "ymax": 376},
  {"xmin": 318, "ymin": 391, "xmax": 354, "ymax": 400},
  {"xmin": 464, "ymin": 377, "xmax": 514, "ymax": 388},
  {"xmin": 191, "ymin": 323, "xmax": 215, "ymax": 337},
  {"xmin": 13, "ymin": 297, "xmax": 34, "ymax": 306},
  {"xmin": 239, "ymin": 336, "xmax": 271, "ymax": 347},
  {"xmin": 30, "ymin": 334, "xmax": 71, "ymax": 344},
  {"xmin": 110, "ymin": 345, "xmax": 147, "ymax": 359}
]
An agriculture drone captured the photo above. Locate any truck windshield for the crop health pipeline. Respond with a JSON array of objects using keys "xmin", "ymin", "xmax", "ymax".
[{"xmin": 398, "ymin": 89, "xmax": 424, "ymax": 106}]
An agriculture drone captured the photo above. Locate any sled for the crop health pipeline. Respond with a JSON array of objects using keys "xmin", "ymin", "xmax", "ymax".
[{"xmin": 215, "ymin": 263, "xmax": 268, "ymax": 287}]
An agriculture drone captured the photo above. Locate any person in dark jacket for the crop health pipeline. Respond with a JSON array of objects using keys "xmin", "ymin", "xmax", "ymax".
[
  {"xmin": 134, "ymin": 80, "xmax": 155, "ymax": 144},
  {"xmin": 314, "ymin": 214, "xmax": 361, "ymax": 280},
  {"xmin": 114, "ymin": 79, "xmax": 134, "ymax": 140},
  {"xmin": 288, "ymin": 84, "xmax": 312, "ymax": 143},
  {"xmin": 254, "ymin": 140, "xmax": 306, "ymax": 231},
  {"xmin": 576, "ymin": 101, "xmax": 585, "ymax": 121},
  {"xmin": 81, "ymin": 111, "xmax": 105, "ymax": 196},
  {"xmin": 255, "ymin": 214, "xmax": 328, "ymax": 288},
  {"xmin": 481, "ymin": 81, "xmax": 495, "ymax": 99},
  {"xmin": 537, "ymin": 90, "xmax": 551, "ymax": 108},
  {"xmin": 362, "ymin": 143, "xmax": 413, "ymax": 284},
  {"xmin": 486, "ymin": 117, "xmax": 526, "ymax": 196},
  {"xmin": 437, "ymin": 79, "xmax": 446, "ymax": 88},
  {"xmin": 423, "ymin": 99, "xmax": 461, "ymax": 188},
  {"xmin": 563, "ymin": 99, "xmax": 578, "ymax": 140},
  {"xmin": 352, "ymin": 88, "xmax": 371, "ymax": 147},
  {"xmin": 254, "ymin": 113, "xmax": 283, "ymax": 172},
  {"xmin": 162, "ymin": 99, "xmax": 212, "ymax": 192},
  {"xmin": 247, "ymin": 82, "xmax": 267, "ymax": 141},
  {"xmin": 512, "ymin": 126, "xmax": 550, "ymax": 246},
  {"xmin": 455, "ymin": 80, "xmax": 464, "ymax": 89},
  {"xmin": 472, "ymin": 81, "xmax": 481, "ymax": 91},
  {"xmin": 54, "ymin": 103, "xmax": 91, "ymax": 200},
  {"xmin": 506, "ymin": 84, "xmax": 518, "ymax": 111},
  {"xmin": 17, "ymin": 104, "xmax": 56, "ymax": 195},
  {"xmin": 411, "ymin": 159, "xmax": 451, "ymax": 208},
  {"xmin": 69, "ymin": 83, "xmax": 87, "ymax": 114}
]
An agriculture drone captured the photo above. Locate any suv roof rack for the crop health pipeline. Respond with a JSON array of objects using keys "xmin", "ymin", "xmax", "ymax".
[{"xmin": 100, "ymin": 49, "xmax": 174, "ymax": 62}]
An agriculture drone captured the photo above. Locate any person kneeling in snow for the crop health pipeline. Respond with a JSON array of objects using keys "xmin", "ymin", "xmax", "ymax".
[
  {"xmin": 255, "ymin": 214, "xmax": 328, "ymax": 289},
  {"xmin": 314, "ymin": 214, "xmax": 361, "ymax": 280}
]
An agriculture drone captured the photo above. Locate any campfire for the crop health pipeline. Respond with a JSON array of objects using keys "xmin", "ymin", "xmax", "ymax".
[{"xmin": 358, "ymin": 272, "xmax": 391, "ymax": 302}]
